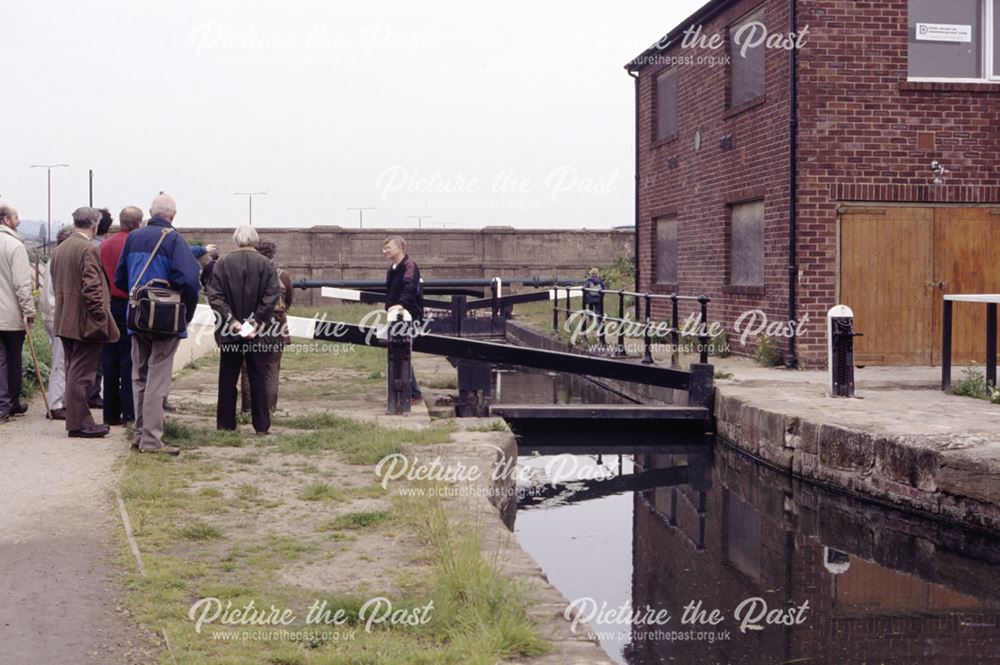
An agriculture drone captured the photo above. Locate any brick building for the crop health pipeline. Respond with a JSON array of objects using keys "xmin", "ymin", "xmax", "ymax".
[{"xmin": 627, "ymin": 0, "xmax": 1000, "ymax": 366}]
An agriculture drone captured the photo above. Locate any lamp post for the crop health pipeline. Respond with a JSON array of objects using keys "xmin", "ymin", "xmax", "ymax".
[
  {"xmin": 29, "ymin": 163, "xmax": 69, "ymax": 255},
  {"xmin": 408, "ymin": 215, "xmax": 432, "ymax": 229},
  {"xmin": 234, "ymin": 191, "xmax": 268, "ymax": 225},
  {"xmin": 347, "ymin": 207, "xmax": 375, "ymax": 229}
]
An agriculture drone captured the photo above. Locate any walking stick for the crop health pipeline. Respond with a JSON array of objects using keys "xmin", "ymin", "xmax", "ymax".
[{"xmin": 23, "ymin": 317, "xmax": 51, "ymax": 419}]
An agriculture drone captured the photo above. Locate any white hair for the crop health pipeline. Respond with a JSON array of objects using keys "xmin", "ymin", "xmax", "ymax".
[
  {"xmin": 150, "ymin": 193, "xmax": 177, "ymax": 220},
  {"xmin": 233, "ymin": 225, "xmax": 259, "ymax": 248}
]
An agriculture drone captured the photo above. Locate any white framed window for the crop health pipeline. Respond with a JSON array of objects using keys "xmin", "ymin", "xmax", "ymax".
[{"xmin": 908, "ymin": 0, "xmax": 1000, "ymax": 82}]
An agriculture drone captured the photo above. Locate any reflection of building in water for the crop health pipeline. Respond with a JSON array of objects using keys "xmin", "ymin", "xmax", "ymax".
[{"xmin": 628, "ymin": 447, "xmax": 1000, "ymax": 665}]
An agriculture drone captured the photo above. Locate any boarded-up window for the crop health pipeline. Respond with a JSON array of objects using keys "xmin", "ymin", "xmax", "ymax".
[
  {"xmin": 655, "ymin": 216, "xmax": 678, "ymax": 284},
  {"xmin": 655, "ymin": 69, "xmax": 678, "ymax": 141},
  {"xmin": 730, "ymin": 9, "xmax": 765, "ymax": 107},
  {"xmin": 730, "ymin": 201, "xmax": 764, "ymax": 287},
  {"xmin": 908, "ymin": 0, "xmax": 983, "ymax": 79}
]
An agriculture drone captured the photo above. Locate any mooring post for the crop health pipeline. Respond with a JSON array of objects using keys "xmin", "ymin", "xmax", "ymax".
[
  {"xmin": 641, "ymin": 293, "xmax": 654, "ymax": 364},
  {"xmin": 698, "ymin": 295, "xmax": 711, "ymax": 365},
  {"xmin": 386, "ymin": 311, "xmax": 413, "ymax": 415},
  {"xmin": 670, "ymin": 294, "xmax": 680, "ymax": 368},
  {"xmin": 688, "ymin": 363, "xmax": 715, "ymax": 411}
]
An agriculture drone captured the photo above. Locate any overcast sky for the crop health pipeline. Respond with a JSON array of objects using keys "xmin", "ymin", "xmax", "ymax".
[{"xmin": 3, "ymin": 0, "xmax": 704, "ymax": 230}]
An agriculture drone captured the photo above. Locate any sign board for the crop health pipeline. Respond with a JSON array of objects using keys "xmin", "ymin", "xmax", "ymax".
[{"xmin": 915, "ymin": 23, "xmax": 973, "ymax": 43}]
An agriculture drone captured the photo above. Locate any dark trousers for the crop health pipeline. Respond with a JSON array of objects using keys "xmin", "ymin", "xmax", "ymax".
[
  {"xmin": 61, "ymin": 337, "xmax": 102, "ymax": 431},
  {"xmin": 102, "ymin": 299, "xmax": 134, "ymax": 424},
  {"xmin": 218, "ymin": 343, "xmax": 270, "ymax": 433},
  {"xmin": 0, "ymin": 330, "xmax": 25, "ymax": 416}
]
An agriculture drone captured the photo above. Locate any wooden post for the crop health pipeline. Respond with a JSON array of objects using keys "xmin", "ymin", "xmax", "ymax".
[{"xmin": 688, "ymin": 363, "xmax": 715, "ymax": 411}]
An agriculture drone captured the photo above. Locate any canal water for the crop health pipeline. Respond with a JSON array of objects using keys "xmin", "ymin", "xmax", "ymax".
[{"xmin": 497, "ymin": 370, "xmax": 1000, "ymax": 665}]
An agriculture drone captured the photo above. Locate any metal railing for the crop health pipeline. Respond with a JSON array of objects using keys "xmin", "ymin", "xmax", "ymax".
[{"xmin": 552, "ymin": 286, "xmax": 711, "ymax": 367}]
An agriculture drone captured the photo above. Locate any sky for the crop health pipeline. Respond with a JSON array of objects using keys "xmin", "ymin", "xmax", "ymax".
[{"xmin": 3, "ymin": 0, "xmax": 705, "ymax": 230}]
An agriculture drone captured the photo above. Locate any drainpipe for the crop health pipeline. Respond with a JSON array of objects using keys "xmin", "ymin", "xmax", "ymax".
[
  {"xmin": 629, "ymin": 70, "xmax": 641, "ymax": 320},
  {"xmin": 786, "ymin": 0, "xmax": 800, "ymax": 369}
]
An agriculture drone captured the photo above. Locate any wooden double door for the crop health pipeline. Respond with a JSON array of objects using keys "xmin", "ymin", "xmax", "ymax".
[{"xmin": 840, "ymin": 206, "xmax": 1000, "ymax": 366}]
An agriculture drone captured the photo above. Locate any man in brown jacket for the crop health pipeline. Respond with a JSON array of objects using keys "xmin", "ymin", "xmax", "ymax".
[{"xmin": 51, "ymin": 207, "xmax": 120, "ymax": 438}]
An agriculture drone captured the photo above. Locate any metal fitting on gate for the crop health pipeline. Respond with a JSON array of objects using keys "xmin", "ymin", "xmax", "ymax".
[
  {"xmin": 386, "ymin": 309, "xmax": 414, "ymax": 414},
  {"xmin": 827, "ymin": 305, "xmax": 863, "ymax": 398}
]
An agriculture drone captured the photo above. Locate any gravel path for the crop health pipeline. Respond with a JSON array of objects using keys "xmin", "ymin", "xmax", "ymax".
[{"xmin": 0, "ymin": 398, "xmax": 154, "ymax": 664}]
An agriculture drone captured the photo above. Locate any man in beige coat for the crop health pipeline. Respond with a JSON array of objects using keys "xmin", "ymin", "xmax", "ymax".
[
  {"xmin": 51, "ymin": 207, "xmax": 119, "ymax": 437},
  {"xmin": 0, "ymin": 204, "xmax": 36, "ymax": 422}
]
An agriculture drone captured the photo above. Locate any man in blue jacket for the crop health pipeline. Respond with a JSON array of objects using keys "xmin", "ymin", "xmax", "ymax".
[{"xmin": 114, "ymin": 193, "xmax": 201, "ymax": 455}]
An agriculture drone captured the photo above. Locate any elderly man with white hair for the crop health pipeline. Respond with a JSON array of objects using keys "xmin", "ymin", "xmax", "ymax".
[
  {"xmin": 0, "ymin": 203, "xmax": 36, "ymax": 422},
  {"xmin": 114, "ymin": 193, "xmax": 201, "ymax": 455},
  {"xmin": 206, "ymin": 225, "xmax": 280, "ymax": 435}
]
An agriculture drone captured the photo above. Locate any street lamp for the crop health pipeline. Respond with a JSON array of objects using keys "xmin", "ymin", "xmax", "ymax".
[
  {"xmin": 234, "ymin": 191, "xmax": 268, "ymax": 226},
  {"xmin": 347, "ymin": 207, "xmax": 375, "ymax": 229},
  {"xmin": 408, "ymin": 215, "xmax": 432, "ymax": 229},
  {"xmin": 29, "ymin": 163, "xmax": 69, "ymax": 255}
]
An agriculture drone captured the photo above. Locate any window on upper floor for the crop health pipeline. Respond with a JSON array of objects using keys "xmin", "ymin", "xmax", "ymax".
[
  {"xmin": 730, "ymin": 8, "xmax": 766, "ymax": 108},
  {"xmin": 655, "ymin": 216, "xmax": 678, "ymax": 285},
  {"xmin": 730, "ymin": 201, "xmax": 764, "ymax": 288},
  {"xmin": 908, "ymin": 0, "xmax": 1000, "ymax": 81},
  {"xmin": 655, "ymin": 68, "xmax": 678, "ymax": 142}
]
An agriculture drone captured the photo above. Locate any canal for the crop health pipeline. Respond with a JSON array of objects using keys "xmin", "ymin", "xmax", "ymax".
[{"xmin": 497, "ymin": 370, "xmax": 1000, "ymax": 665}]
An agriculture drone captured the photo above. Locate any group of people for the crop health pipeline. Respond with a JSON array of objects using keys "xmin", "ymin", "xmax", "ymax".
[{"xmin": 0, "ymin": 193, "xmax": 294, "ymax": 455}]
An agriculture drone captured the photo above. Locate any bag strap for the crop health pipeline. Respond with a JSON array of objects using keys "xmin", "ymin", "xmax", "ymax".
[{"xmin": 132, "ymin": 228, "xmax": 174, "ymax": 293}]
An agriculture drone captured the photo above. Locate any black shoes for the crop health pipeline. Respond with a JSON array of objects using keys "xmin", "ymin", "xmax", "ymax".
[
  {"xmin": 163, "ymin": 400, "xmax": 177, "ymax": 413},
  {"xmin": 12, "ymin": 400, "xmax": 28, "ymax": 415},
  {"xmin": 68, "ymin": 424, "xmax": 110, "ymax": 438},
  {"xmin": 47, "ymin": 408, "xmax": 66, "ymax": 420}
]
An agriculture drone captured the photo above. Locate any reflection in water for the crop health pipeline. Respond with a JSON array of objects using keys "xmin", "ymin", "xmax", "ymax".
[
  {"xmin": 514, "ymin": 446, "xmax": 1000, "ymax": 665},
  {"xmin": 504, "ymin": 373, "xmax": 1000, "ymax": 665}
]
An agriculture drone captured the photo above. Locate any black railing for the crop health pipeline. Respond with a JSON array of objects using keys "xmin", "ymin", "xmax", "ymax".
[{"xmin": 552, "ymin": 287, "xmax": 711, "ymax": 366}]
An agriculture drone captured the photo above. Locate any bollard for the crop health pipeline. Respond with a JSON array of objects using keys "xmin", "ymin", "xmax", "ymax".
[
  {"xmin": 386, "ymin": 310, "xmax": 414, "ymax": 414},
  {"xmin": 827, "ymin": 305, "xmax": 862, "ymax": 398}
]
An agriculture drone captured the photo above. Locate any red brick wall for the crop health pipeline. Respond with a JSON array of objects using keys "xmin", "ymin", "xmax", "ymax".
[{"xmin": 634, "ymin": 0, "xmax": 1000, "ymax": 365}]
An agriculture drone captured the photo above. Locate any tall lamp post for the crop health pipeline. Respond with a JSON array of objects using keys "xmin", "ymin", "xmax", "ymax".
[
  {"xmin": 408, "ymin": 215, "xmax": 432, "ymax": 229},
  {"xmin": 347, "ymin": 207, "xmax": 375, "ymax": 229},
  {"xmin": 234, "ymin": 191, "xmax": 268, "ymax": 226},
  {"xmin": 30, "ymin": 163, "xmax": 69, "ymax": 255}
]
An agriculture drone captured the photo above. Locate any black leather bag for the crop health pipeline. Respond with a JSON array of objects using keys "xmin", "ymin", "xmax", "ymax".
[{"xmin": 127, "ymin": 228, "xmax": 186, "ymax": 335}]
